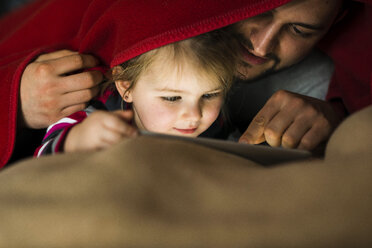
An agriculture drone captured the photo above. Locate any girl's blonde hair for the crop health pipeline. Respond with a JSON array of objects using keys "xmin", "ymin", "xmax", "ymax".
[{"xmin": 104, "ymin": 27, "xmax": 239, "ymax": 96}]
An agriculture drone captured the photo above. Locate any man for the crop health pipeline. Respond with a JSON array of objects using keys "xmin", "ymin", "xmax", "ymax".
[
  {"xmin": 230, "ymin": 0, "xmax": 371, "ymax": 151},
  {"xmin": 228, "ymin": 0, "xmax": 345, "ymax": 150},
  {"xmin": 0, "ymin": 0, "xmax": 370, "ymax": 167}
]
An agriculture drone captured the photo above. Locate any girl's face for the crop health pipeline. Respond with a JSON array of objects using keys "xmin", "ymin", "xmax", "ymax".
[{"xmin": 116, "ymin": 59, "xmax": 224, "ymax": 137}]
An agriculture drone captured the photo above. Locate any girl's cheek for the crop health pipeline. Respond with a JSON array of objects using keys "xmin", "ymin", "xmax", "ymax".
[
  {"xmin": 153, "ymin": 105, "xmax": 176, "ymax": 119},
  {"xmin": 204, "ymin": 100, "xmax": 223, "ymax": 121},
  {"xmin": 144, "ymin": 106, "xmax": 175, "ymax": 128}
]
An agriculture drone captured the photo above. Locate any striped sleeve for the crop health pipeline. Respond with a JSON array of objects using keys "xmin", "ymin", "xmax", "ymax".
[{"xmin": 34, "ymin": 111, "xmax": 88, "ymax": 157}]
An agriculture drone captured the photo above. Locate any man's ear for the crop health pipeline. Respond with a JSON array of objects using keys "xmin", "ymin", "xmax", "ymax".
[
  {"xmin": 334, "ymin": 9, "xmax": 348, "ymax": 24},
  {"xmin": 333, "ymin": 1, "xmax": 350, "ymax": 25},
  {"xmin": 115, "ymin": 80, "xmax": 133, "ymax": 103}
]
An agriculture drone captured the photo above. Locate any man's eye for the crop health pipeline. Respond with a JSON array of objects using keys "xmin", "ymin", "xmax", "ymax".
[
  {"xmin": 161, "ymin": 96, "xmax": 181, "ymax": 102},
  {"xmin": 202, "ymin": 92, "xmax": 221, "ymax": 100},
  {"xmin": 289, "ymin": 24, "xmax": 312, "ymax": 38}
]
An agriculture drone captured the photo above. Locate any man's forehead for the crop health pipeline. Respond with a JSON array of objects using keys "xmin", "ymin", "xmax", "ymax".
[
  {"xmin": 257, "ymin": 0, "xmax": 343, "ymax": 25},
  {"xmin": 275, "ymin": 0, "xmax": 343, "ymax": 12}
]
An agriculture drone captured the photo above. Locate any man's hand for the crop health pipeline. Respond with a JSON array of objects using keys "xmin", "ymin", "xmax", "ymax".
[
  {"xmin": 64, "ymin": 110, "xmax": 138, "ymax": 153},
  {"xmin": 19, "ymin": 50, "xmax": 104, "ymax": 129},
  {"xmin": 239, "ymin": 90, "xmax": 342, "ymax": 150}
]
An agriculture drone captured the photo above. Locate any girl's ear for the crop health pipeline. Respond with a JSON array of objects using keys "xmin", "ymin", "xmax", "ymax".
[{"xmin": 115, "ymin": 80, "xmax": 133, "ymax": 102}]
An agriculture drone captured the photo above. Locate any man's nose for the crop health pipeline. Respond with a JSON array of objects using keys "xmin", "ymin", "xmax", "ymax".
[{"xmin": 250, "ymin": 23, "xmax": 280, "ymax": 57}]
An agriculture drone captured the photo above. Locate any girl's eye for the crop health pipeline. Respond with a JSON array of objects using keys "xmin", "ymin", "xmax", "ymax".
[
  {"xmin": 202, "ymin": 92, "xmax": 221, "ymax": 100},
  {"xmin": 161, "ymin": 96, "xmax": 181, "ymax": 102}
]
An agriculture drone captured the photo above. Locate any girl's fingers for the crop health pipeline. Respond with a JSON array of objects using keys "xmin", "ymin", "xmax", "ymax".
[
  {"xmin": 112, "ymin": 109, "xmax": 134, "ymax": 121},
  {"xmin": 101, "ymin": 112, "xmax": 137, "ymax": 137}
]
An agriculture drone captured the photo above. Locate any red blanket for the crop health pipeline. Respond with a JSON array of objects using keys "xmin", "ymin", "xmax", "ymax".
[
  {"xmin": 319, "ymin": 0, "xmax": 372, "ymax": 114},
  {"xmin": 0, "ymin": 0, "xmax": 370, "ymax": 167}
]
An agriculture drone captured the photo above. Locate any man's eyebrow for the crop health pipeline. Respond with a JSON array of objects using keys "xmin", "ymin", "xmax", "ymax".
[
  {"xmin": 258, "ymin": 10, "xmax": 325, "ymax": 31},
  {"xmin": 291, "ymin": 22, "xmax": 325, "ymax": 31}
]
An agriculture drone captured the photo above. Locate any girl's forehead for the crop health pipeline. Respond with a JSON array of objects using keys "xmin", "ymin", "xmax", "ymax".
[{"xmin": 140, "ymin": 57, "xmax": 222, "ymax": 91}]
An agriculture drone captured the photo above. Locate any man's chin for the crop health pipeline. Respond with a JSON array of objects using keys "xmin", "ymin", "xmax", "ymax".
[
  {"xmin": 236, "ymin": 67, "xmax": 275, "ymax": 83},
  {"xmin": 235, "ymin": 62, "xmax": 289, "ymax": 83}
]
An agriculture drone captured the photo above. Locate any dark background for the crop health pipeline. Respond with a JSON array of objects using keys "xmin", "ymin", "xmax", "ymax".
[{"xmin": 0, "ymin": 0, "xmax": 34, "ymax": 17}]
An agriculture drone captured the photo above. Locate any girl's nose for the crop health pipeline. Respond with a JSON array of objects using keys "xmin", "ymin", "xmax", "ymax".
[{"xmin": 182, "ymin": 102, "xmax": 202, "ymax": 123}]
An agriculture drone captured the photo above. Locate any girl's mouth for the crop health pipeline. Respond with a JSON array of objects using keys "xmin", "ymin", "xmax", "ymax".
[{"xmin": 173, "ymin": 128, "xmax": 197, "ymax": 134}]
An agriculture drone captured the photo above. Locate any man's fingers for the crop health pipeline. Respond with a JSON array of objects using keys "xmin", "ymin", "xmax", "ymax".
[
  {"xmin": 281, "ymin": 118, "xmax": 312, "ymax": 149},
  {"xmin": 35, "ymin": 83, "xmax": 100, "ymax": 125},
  {"xmin": 297, "ymin": 118, "xmax": 332, "ymax": 150},
  {"xmin": 58, "ymin": 104, "xmax": 88, "ymax": 121},
  {"xmin": 239, "ymin": 97, "xmax": 280, "ymax": 144},
  {"xmin": 35, "ymin": 50, "xmax": 78, "ymax": 62},
  {"xmin": 239, "ymin": 116, "xmax": 266, "ymax": 144},
  {"xmin": 60, "ymin": 85, "xmax": 100, "ymax": 108},
  {"xmin": 50, "ymin": 53, "xmax": 100, "ymax": 75},
  {"xmin": 62, "ymin": 70, "xmax": 103, "ymax": 92},
  {"xmin": 262, "ymin": 110, "xmax": 295, "ymax": 147},
  {"xmin": 239, "ymin": 90, "xmax": 338, "ymax": 151}
]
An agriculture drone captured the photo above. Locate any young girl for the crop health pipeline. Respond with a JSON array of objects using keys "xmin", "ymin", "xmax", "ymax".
[{"xmin": 35, "ymin": 29, "xmax": 238, "ymax": 156}]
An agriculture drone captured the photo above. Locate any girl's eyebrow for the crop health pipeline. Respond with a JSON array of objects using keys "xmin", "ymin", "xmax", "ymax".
[
  {"xmin": 155, "ymin": 87, "xmax": 184, "ymax": 93},
  {"xmin": 155, "ymin": 87, "xmax": 223, "ymax": 93},
  {"xmin": 211, "ymin": 87, "xmax": 223, "ymax": 91},
  {"xmin": 205, "ymin": 87, "xmax": 224, "ymax": 93}
]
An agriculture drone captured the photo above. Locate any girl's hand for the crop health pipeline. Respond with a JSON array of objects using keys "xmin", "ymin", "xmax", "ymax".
[{"xmin": 64, "ymin": 110, "xmax": 137, "ymax": 152}]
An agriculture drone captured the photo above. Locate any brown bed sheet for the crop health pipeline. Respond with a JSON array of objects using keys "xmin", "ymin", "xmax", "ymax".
[{"xmin": 0, "ymin": 106, "xmax": 371, "ymax": 247}]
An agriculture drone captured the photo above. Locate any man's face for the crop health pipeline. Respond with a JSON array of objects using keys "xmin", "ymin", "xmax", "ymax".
[{"xmin": 235, "ymin": 0, "xmax": 342, "ymax": 81}]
